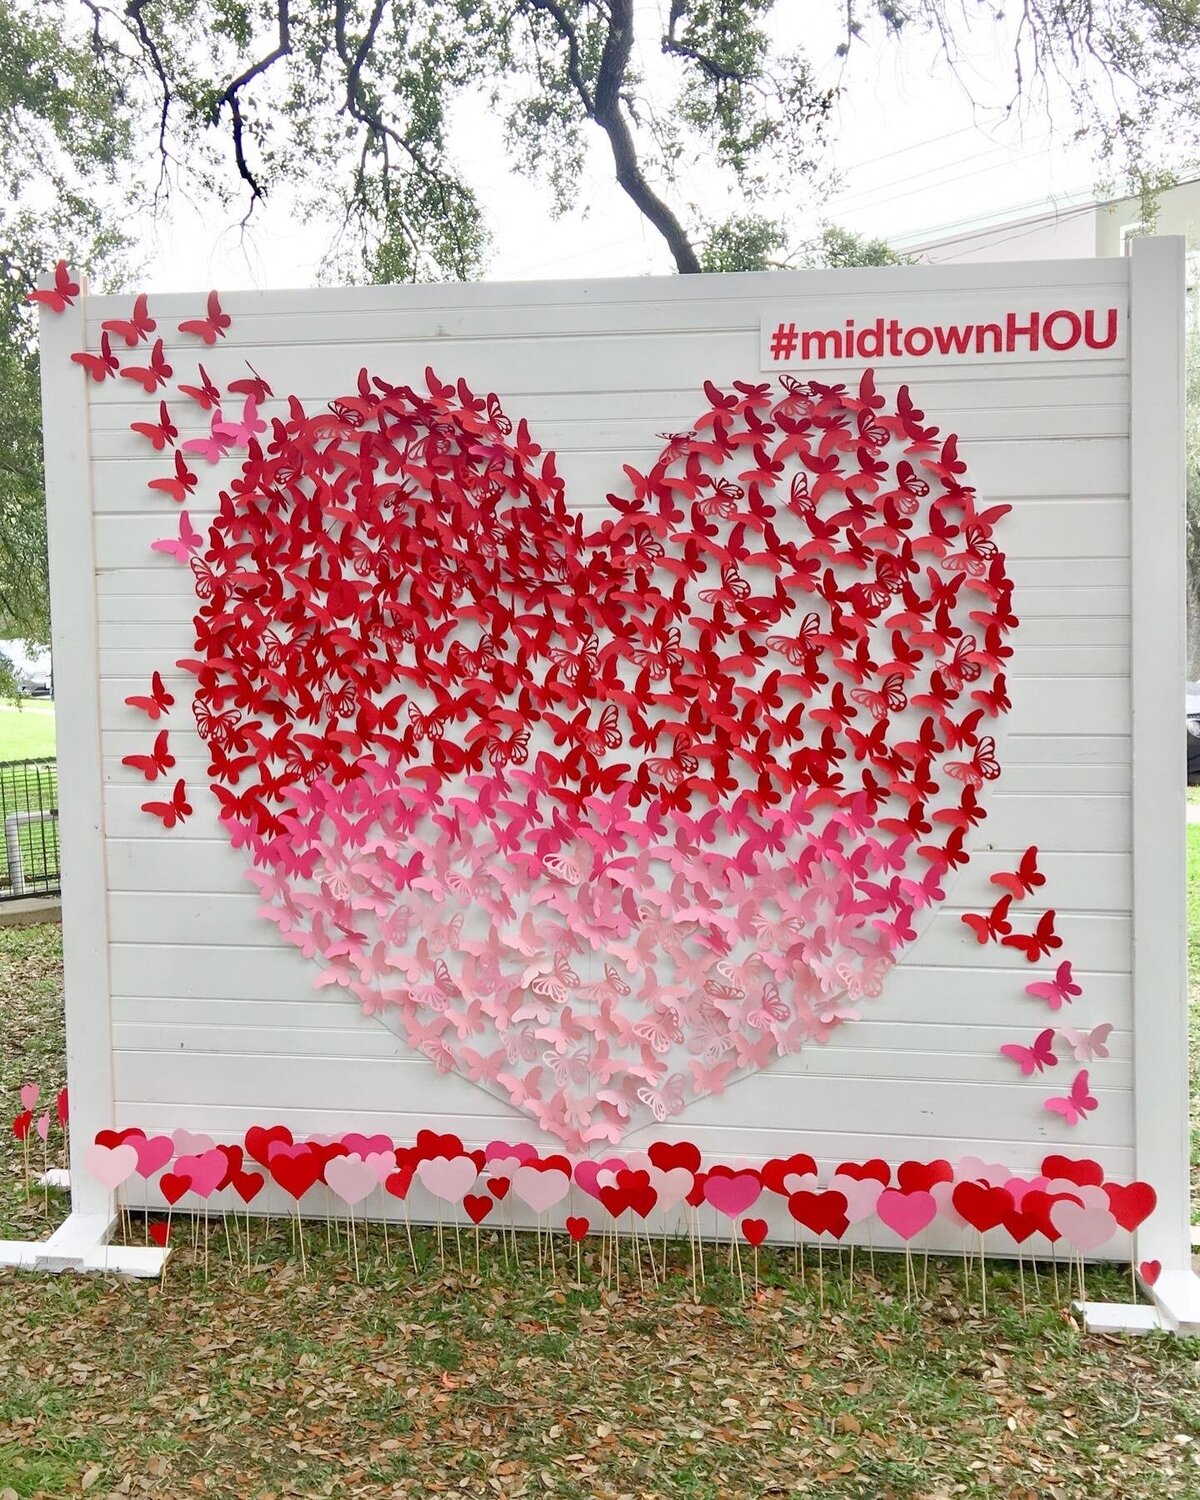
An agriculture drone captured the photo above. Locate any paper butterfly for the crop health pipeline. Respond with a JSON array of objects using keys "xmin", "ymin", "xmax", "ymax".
[
  {"xmin": 124, "ymin": 670, "xmax": 174, "ymax": 720},
  {"xmin": 102, "ymin": 293, "xmax": 155, "ymax": 347},
  {"xmin": 28, "ymin": 259, "xmax": 79, "ymax": 313},
  {"xmin": 1044, "ymin": 1068, "xmax": 1097, "ymax": 1126},
  {"xmin": 990, "ymin": 845, "xmax": 1044, "ymax": 900},
  {"xmin": 121, "ymin": 729, "xmax": 175, "ymax": 782},
  {"xmin": 999, "ymin": 1026, "xmax": 1057, "ymax": 1075},
  {"xmin": 960, "ymin": 893, "xmax": 1012, "ymax": 944},
  {"xmin": 150, "ymin": 510, "xmax": 202, "ymax": 563},
  {"xmin": 1001, "ymin": 909, "xmax": 1061, "ymax": 962},
  {"xmin": 141, "ymin": 777, "xmax": 192, "ymax": 828},
  {"xmin": 1024, "ymin": 959, "xmax": 1081, "ymax": 1010},
  {"xmin": 178, "ymin": 289, "xmax": 232, "ymax": 344},
  {"xmin": 1058, "ymin": 1023, "xmax": 1112, "ymax": 1062}
]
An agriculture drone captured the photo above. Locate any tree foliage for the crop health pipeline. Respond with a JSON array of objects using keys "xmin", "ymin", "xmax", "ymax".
[
  {"xmin": 0, "ymin": 3, "xmax": 131, "ymax": 662},
  {"xmin": 66, "ymin": 0, "xmax": 1200, "ymax": 281}
]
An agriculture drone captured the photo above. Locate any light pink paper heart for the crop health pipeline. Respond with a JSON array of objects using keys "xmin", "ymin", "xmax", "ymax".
[
  {"xmin": 828, "ymin": 1174, "xmax": 885, "ymax": 1224},
  {"xmin": 85, "ymin": 1142, "xmax": 138, "ymax": 1191},
  {"xmin": 646, "ymin": 1166, "xmax": 694, "ymax": 1212},
  {"xmin": 512, "ymin": 1165, "xmax": 572, "ymax": 1214},
  {"xmin": 415, "ymin": 1155, "xmax": 478, "ymax": 1203},
  {"xmin": 1050, "ymin": 1200, "xmax": 1118, "ymax": 1254},
  {"xmin": 325, "ymin": 1154, "xmax": 381, "ymax": 1207},
  {"xmin": 19, "ymin": 1083, "xmax": 39, "ymax": 1112},
  {"xmin": 172, "ymin": 1129, "xmax": 215, "ymax": 1155}
]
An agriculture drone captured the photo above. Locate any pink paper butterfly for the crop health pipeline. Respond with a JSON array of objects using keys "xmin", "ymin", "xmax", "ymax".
[
  {"xmin": 1058, "ymin": 1023, "xmax": 1113, "ymax": 1062},
  {"xmin": 1025, "ymin": 960, "xmax": 1082, "ymax": 1011},
  {"xmin": 636, "ymin": 1072, "xmax": 687, "ymax": 1122},
  {"xmin": 999, "ymin": 1027, "xmax": 1057, "ymax": 1076},
  {"xmin": 1044, "ymin": 1068, "xmax": 1097, "ymax": 1126}
]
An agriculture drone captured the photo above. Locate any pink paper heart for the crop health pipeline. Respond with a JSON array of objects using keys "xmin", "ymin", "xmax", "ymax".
[
  {"xmin": 342, "ymin": 1133, "xmax": 394, "ymax": 1159},
  {"xmin": 1049, "ymin": 1200, "xmax": 1118, "ymax": 1254},
  {"xmin": 485, "ymin": 1141, "xmax": 540, "ymax": 1165},
  {"xmin": 415, "ymin": 1155, "xmax": 478, "ymax": 1203},
  {"xmin": 703, "ymin": 1172, "xmax": 762, "ymax": 1219},
  {"xmin": 172, "ymin": 1129, "xmax": 215, "ymax": 1155},
  {"xmin": 84, "ymin": 1142, "xmax": 138, "ymax": 1191},
  {"xmin": 646, "ymin": 1166, "xmax": 694, "ymax": 1212},
  {"xmin": 132, "ymin": 1134, "xmax": 175, "ymax": 1179},
  {"xmin": 362, "ymin": 1151, "xmax": 396, "ymax": 1185},
  {"xmin": 174, "ymin": 1149, "xmax": 226, "ymax": 1198},
  {"xmin": 875, "ymin": 1188, "xmax": 937, "ymax": 1241},
  {"xmin": 19, "ymin": 1083, "xmax": 39, "ymax": 1112},
  {"xmin": 325, "ymin": 1154, "xmax": 381, "ymax": 1207},
  {"xmin": 827, "ymin": 1173, "xmax": 884, "ymax": 1224},
  {"xmin": 512, "ymin": 1165, "xmax": 572, "ymax": 1214}
]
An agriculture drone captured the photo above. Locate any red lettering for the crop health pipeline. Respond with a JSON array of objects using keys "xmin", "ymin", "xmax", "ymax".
[
  {"xmin": 904, "ymin": 325, "xmax": 933, "ymax": 356},
  {"xmin": 935, "ymin": 324, "xmax": 973, "ymax": 355},
  {"xmin": 974, "ymin": 323, "xmax": 1003, "ymax": 355},
  {"xmin": 1005, "ymin": 311, "xmax": 1040, "ymax": 352},
  {"xmin": 887, "ymin": 319, "xmax": 903, "ymax": 357},
  {"xmin": 1042, "ymin": 309, "xmax": 1081, "ymax": 351},
  {"xmin": 1084, "ymin": 307, "xmax": 1119, "ymax": 350}
]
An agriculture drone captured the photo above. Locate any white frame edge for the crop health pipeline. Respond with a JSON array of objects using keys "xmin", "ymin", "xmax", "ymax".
[
  {"xmin": 1125, "ymin": 235, "xmax": 1200, "ymax": 1334},
  {"xmin": 25, "ymin": 278, "xmax": 164, "ymax": 1274}
]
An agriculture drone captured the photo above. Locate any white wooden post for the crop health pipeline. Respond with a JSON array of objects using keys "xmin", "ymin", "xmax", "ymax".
[
  {"xmin": 1124, "ymin": 235, "xmax": 1200, "ymax": 1332},
  {"xmin": 22, "ymin": 281, "xmax": 162, "ymax": 1274}
]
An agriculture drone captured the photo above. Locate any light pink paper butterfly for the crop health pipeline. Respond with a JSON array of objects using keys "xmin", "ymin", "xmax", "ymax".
[
  {"xmin": 1058, "ymin": 1023, "xmax": 1113, "ymax": 1062},
  {"xmin": 999, "ymin": 1026, "xmax": 1057, "ymax": 1075},
  {"xmin": 1044, "ymin": 1068, "xmax": 1097, "ymax": 1126},
  {"xmin": 150, "ymin": 509, "xmax": 202, "ymax": 563},
  {"xmin": 1025, "ymin": 960, "xmax": 1081, "ymax": 1011}
]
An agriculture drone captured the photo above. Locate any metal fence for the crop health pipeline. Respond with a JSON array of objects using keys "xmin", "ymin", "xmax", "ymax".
[{"xmin": 0, "ymin": 759, "xmax": 59, "ymax": 900}]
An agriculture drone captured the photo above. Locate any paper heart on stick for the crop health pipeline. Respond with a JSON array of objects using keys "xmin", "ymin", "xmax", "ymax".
[{"xmin": 188, "ymin": 366, "xmax": 1015, "ymax": 1145}]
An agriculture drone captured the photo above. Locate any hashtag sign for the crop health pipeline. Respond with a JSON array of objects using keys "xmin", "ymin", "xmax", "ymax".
[{"xmin": 769, "ymin": 321, "xmax": 799, "ymax": 361}]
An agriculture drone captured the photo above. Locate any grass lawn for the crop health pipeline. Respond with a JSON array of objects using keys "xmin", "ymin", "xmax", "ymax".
[
  {"xmin": 0, "ymin": 702, "xmax": 55, "ymax": 763},
  {"xmin": 0, "ymin": 881, "xmax": 1199, "ymax": 1494}
]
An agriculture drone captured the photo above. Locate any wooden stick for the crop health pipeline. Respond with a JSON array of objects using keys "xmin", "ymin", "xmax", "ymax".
[{"xmin": 295, "ymin": 1199, "xmax": 307, "ymax": 1279}]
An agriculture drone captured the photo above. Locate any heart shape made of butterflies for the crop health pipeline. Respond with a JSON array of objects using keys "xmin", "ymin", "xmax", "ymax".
[{"xmin": 186, "ymin": 366, "xmax": 1015, "ymax": 1148}]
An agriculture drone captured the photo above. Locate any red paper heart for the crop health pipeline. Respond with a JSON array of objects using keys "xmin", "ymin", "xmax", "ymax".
[
  {"xmin": 897, "ymin": 1158, "xmax": 953, "ymax": 1193},
  {"xmin": 231, "ymin": 1168, "xmax": 265, "ymax": 1204},
  {"xmin": 565, "ymin": 1215, "xmax": 590, "ymax": 1242},
  {"xmin": 189, "ymin": 369, "xmax": 1015, "ymax": 1143},
  {"xmin": 1040, "ymin": 1155, "xmax": 1104, "ymax": 1188},
  {"xmin": 385, "ymin": 1167, "xmax": 414, "ymax": 1200},
  {"xmin": 486, "ymin": 1176, "xmax": 512, "ymax": 1200},
  {"xmin": 148, "ymin": 1221, "xmax": 170, "ymax": 1247},
  {"xmin": 1139, "ymin": 1259, "xmax": 1162, "ymax": 1287},
  {"xmin": 159, "ymin": 1171, "xmax": 192, "ymax": 1206},
  {"xmin": 95, "ymin": 1127, "xmax": 146, "ymax": 1149},
  {"xmin": 1104, "ymin": 1181, "xmax": 1157, "ymax": 1233},
  {"xmin": 215, "ymin": 1143, "xmax": 243, "ymax": 1191},
  {"xmin": 267, "ymin": 1146, "xmax": 321, "ymax": 1200},
  {"xmin": 835, "ymin": 1159, "xmax": 891, "ymax": 1186},
  {"xmin": 787, "ymin": 1189, "xmax": 849, "ymax": 1239},
  {"xmin": 245, "ymin": 1124, "xmax": 293, "ymax": 1168},
  {"xmin": 647, "ymin": 1141, "xmax": 702, "ymax": 1176},
  {"xmin": 463, "ymin": 1193, "xmax": 494, "ymax": 1225},
  {"xmin": 951, "ymin": 1182, "xmax": 1013, "ymax": 1234},
  {"xmin": 616, "ymin": 1168, "xmax": 658, "ymax": 1219},
  {"xmin": 741, "ymin": 1216, "xmax": 769, "ymax": 1247},
  {"xmin": 761, "ymin": 1153, "xmax": 818, "ymax": 1197}
]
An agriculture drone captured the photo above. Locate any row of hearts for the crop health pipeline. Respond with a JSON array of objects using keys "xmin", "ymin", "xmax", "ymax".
[{"xmin": 86, "ymin": 1129, "xmax": 1155, "ymax": 1252}]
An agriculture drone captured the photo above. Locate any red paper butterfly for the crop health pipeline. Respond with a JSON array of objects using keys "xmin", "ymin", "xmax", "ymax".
[
  {"xmin": 178, "ymin": 289, "xmax": 231, "ymax": 344},
  {"xmin": 141, "ymin": 777, "xmax": 192, "ymax": 828},
  {"xmin": 960, "ymin": 894, "xmax": 1012, "ymax": 944},
  {"xmin": 122, "ymin": 729, "xmax": 175, "ymax": 782},
  {"xmin": 120, "ymin": 337, "xmax": 172, "ymax": 393},
  {"xmin": 148, "ymin": 449, "xmax": 198, "ymax": 503},
  {"xmin": 125, "ymin": 671, "xmax": 174, "ymax": 720},
  {"xmin": 1001, "ymin": 909, "xmax": 1061, "ymax": 963},
  {"xmin": 130, "ymin": 401, "xmax": 178, "ymax": 451},
  {"xmin": 990, "ymin": 845, "xmax": 1045, "ymax": 900},
  {"xmin": 71, "ymin": 331, "xmax": 119, "ymax": 382},
  {"xmin": 28, "ymin": 260, "xmax": 79, "ymax": 313},
  {"xmin": 944, "ymin": 735, "xmax": 1000, "ymax": 788},
  {"xmin": 102, "ymin": 293, "xmax": 156, "ymax": 347}
]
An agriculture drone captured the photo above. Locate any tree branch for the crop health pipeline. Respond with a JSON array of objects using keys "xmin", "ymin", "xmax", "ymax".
[{"xmin": 209, "ymin": 0, "xmax": 292, "ymax": 203}]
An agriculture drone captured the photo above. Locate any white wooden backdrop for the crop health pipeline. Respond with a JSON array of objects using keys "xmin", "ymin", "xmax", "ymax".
[{"xmin": 40, "ymin": 243, "xmax": 1190, "ymax": 1275}]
